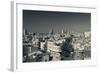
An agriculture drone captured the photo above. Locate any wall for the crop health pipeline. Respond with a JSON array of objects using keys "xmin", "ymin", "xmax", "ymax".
[{"xmin": 0, "ymin": 0, "xmax": 100, "ymax": 73}]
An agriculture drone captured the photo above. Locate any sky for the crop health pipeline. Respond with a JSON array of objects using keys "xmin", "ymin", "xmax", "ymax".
[{"xmin": 23, "ymin": 10, "xmax": 91, "ymax": 33}]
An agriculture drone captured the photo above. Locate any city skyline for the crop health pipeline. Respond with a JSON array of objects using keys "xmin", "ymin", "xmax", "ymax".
[
  {"xmin": 23, "ymin": 10, "xmax": 91, "ymax": 33},
  {"xmin": 23, "ymin": 10, "xmax": 91, "ymax": 62}
]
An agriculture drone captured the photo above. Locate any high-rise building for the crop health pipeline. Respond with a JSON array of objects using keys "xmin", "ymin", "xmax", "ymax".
[
  {"xmin": 23, "ymin": 28, "xmax": 28, "ymax": 36},
  {"xmin": 49, "ymin": 24, "xmax": 54, "ymax": 35}
]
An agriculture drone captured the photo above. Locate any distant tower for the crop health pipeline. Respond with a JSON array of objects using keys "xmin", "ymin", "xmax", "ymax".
[
  {"xmin": 23, "ymin": 28, "xmax": 28, "ymax": 36},
  {"xmin": 61, "ymin": 26, "xmax": 67, "ymax": 34},
  {"xmin": 61, "ymin": 29, "xmax": 64, "ymax": 34},
  {"xmin": 61, "ymin": 24, "xmax": 64, "ymax": 34},
  {"xmin": 64, "ymin": 28, "xmax": 67, "ymax": 33},
  {"xmin": 49, "ymin": 24, "xmax": 53, "ymax": 35}
]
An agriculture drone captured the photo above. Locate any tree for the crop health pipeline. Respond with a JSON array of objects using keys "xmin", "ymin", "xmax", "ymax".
[{"xmin": 60, "ymin": 35, "xmax": 74, "ymax": 60}]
